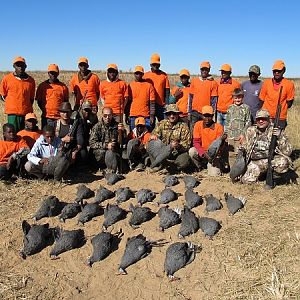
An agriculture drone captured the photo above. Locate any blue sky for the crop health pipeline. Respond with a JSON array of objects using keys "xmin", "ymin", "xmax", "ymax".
[{"xmin": 2, "ymin": 0, "xmax": 300, "ymax": 77}]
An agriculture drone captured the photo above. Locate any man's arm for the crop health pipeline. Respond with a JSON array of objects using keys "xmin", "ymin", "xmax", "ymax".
[
  {"xmin": 27, "ymin": 141, "xmax": 42, "ymax": 165},
  {"xmin": 89, "ymin": 125, "xmax": 105, "ymax": 150}
]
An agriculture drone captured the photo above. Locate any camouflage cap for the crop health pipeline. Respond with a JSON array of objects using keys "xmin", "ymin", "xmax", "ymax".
[
  {"xmin": 255, "ymin": 109, "xmax": 270, "ymax": 119},
  {"xmin": 249, "ymin": 65, "xmax": 261, "ymax": 75},
  {"xmin": 165, "ymin": 104, "xmax": 181, "ymax": 113}
]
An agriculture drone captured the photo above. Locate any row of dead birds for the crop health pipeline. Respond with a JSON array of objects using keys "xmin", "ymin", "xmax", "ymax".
[{"xmin": 21, "ymin": 174, "xmax": 246, "ymax": 280}]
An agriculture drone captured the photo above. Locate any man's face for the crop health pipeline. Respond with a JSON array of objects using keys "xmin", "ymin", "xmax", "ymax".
[
  {"xmin": 273, "ymin": 69, "xmax": 284, "ymax": 82},
  {"xmin": 82, "ymin": 108, "xmax": 91, "ymax": 119},
  {"xmin": 59, "ymin": 111, "xmax": 71, "ymax": 121},
  {"xmin": 166, "ymin": 112, "xmax": 179, "ymax": 124},
  {"xmin": 134, "ymin": 72, "xmax": 143, "ymax": 82},
  {"xmin": 25, "ymin": 119, "xmax": 37, "ymax": 130},
  {"xmin": 44, "ymin": 131, "xmax": 55, "ymax": 144},
  {"xmin": 180, "ymin": 75, "xmax": 190, "ymax": 86},
  {"xmin": 107, "ymin": 69, "xmax": 118, "ymax": 81},
  {"xmin": 92, "ymin": 105, "xmax": 98, "ymax": 115},
  {"xmin": 102, "ymin": 109, "xmax": 113, "ymax": 124},
  {"xmin": 136, "ymin": 124, "xmax": 145, "ymax": 134},
  {"xmin": 221, "ymin": 70, "xmax": 231, "ymax": 80},
  {"xmin": 256, "ymin": 117, "xmax": 269, "ymax": 130},
  {"xmin": 13, "ymin": 62, "xmax": 26, "ymax": 76},
  {"xmin": 48, "ymin": 71, "xmax": 59, "ymax": 82},
  {"xmin": 4, "ymin": 127, "xmax": 16, "ymax": 141},
  {"xmin": 150, "ymin": 63, "xmax": 160, "ymax": 72},
  {"xmin": 249, "ymin": 72, "xmax": 259, "ymax": 83},
  {"xmin": 233, "ymin": 95, "xmax": 243, "ymax": 106},
  {"xmin": 203, "ymin": 114, "xmax": 214, "ymax": 126},
  {"xmin": 78, "ymin": 62, "xmax": 88, "ymax": 73},
  {"xmin": 200, "ymin": 68, "xmax": 210, "ymax": 78}
]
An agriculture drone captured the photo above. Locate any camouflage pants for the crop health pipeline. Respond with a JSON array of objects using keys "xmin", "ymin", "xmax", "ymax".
[{"xmin": 241, "ymin": 155, "xmax": 290, "ymax": 184}]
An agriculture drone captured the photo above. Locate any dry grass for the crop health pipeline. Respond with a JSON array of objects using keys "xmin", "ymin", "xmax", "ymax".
[{"xmin": 0, "ymin": 71, "xmax": 299, "ymax": 300}]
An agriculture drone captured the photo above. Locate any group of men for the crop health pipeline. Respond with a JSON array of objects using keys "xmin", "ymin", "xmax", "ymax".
[{"xmin": 0, "ymin": 54, "xmax": 295, "ymax": 186}]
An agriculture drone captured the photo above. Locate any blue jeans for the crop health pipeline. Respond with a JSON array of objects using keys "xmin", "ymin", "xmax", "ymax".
[
  {"xmin": 130, "ymin": 116, "xmax": 152, "ymax": 131},
  {"xmin": 217, "ymin": 112, "xmax": 227, "ymax": 127}
]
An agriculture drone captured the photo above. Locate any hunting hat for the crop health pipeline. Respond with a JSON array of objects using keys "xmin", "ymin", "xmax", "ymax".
[
  {"xmin": 202, "ymin": 105, "xmax": 214, "ymax": 115},
  {"xmin": 59, "ymin": 102, "xmax": 72, "ymax": 112},
  {"xmin": 134, "ymin": 65, "xmax": 144, "ymax": 73},
  {"xmin": 165, "ymin": 104, "xmax": 181, "ymax": 114},
  {"xmin": 81, "ymin": 100, "xmax": 92, "ymax": 111},
  {"xmin": 25, "ymin": 113, "xmax": 37, "ymax": 121},
  {"xmin": 179, "ymin": 69, "xmax": 190, "ymax": 77},
  {"xmin": 200, "ymin": 61, "xmax": 211, "ymax": 69},
  {"xmin": 48, "ymin": 64, "xmax": 59, "ymax": 73},
  {"xmin": 107, "ymin": 63, "xmax": 118, "ymax": 71},
  {"xmin": 150, "ymin": 53, "xmax": 160, "ymax": 64},
  {"xmin": 249, "ymin": 65, "xmax": 261, "ymax": 74},
  {"xmin": 272, "ymin": 60, "xmax": 285, "ymax": 71},
  {"xmin": 13, "ymin": 56, "xmax": 26, "ymax": 64},
  {"xmin": 78, "ymin": 57, "xmax": 88, "ymax": 65},
  {"xmin": 135, "ymin": 117, "xmax": 146, "ymax": 126},
  {"xmin": 256, "ymin": 109, "xmax": 270, "ymax": 119},
  {"xmin": 232, "ymin": 88, "xmax": 244, "ymax": 97},
  {"xmin": 220, "ymin": 64, "xmax": 232, "ymax": 72}
]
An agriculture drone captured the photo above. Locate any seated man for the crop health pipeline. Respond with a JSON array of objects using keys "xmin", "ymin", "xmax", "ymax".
[
  {"xmin": 0, "ymin": 123, "xmax": 29, "ymax": 180},
  {"xmin": 149, "ymin": 104, "xmax": 191, "ymax": 173},
  {"xmin": 89, "ymin": 106, "xmax": 125, "ymax": 173},
  {"xmin": 55, "ymin": 102, "xmax": 87, "ymax": 164},
  {"xmin": 79, "ymin": 100, "xmax": 98, "ymax": 143},
  {"xmin": 17, "ymin": 113, "xmax": 42, "ymax": 149},
  {"xmin": 240, "ymin": 109, "xmax": 292, "ymax": 184},
  {"xmin": 127, "ymin": 117, "xmax": 151, "ymax": 171},
  {"xmin": 25, "ymin": 125, "xmax": 65, "ymax": 179},
  {"xmin": 189, "ymin": 105, "xmax": 226, "ymax": 176}
]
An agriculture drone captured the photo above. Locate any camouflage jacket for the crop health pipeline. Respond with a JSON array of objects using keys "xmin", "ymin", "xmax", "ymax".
[
  {"xmin": 152, "ymin": 119, "xmax": 191, "ymax": 153},
  {"xmin": 89, "ymin": 118, "xmax": 119, "ymax": 150},
  {"xmin": 225, "ymin": 103, "xmax": 252, "ymax": 139},
  {"xmin": 242, "ymin": 124, "xmax": 292, "ymax": 161}
]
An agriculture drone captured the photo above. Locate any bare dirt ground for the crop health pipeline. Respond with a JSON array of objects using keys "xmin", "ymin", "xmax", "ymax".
[{"xmin": 0, "ymin": 168, "xmax": 299, "ymax": 300}]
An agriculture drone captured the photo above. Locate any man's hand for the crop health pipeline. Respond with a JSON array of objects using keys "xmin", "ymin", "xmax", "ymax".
[
  {"xmin": 107, "ymin": 141, "xmax": 116, "ymax": 150},
  {"xmin": 238, "ymin": 135, "xmax": 244, "ymax": 143},
  {"xmin": 149, "ymin": 134, "xmax": 158, "ymax": 141},
  {"xmin": 71, "ymin": 150, "xmax": 79, "ymax": 161},
  {"xmin": 273, "ymin": 127, "xmax": 281, "ymax": 137},
  {"xmin": 62, "ymin": 135, "xmax": 72, "ymax": 143},
  {"xmin": 39, "ymin": 158, "xmax": 49, "ymax": 165},
  {"xmin": 174, "ymin": 88, "xmax": 183, "ymax": 100}
]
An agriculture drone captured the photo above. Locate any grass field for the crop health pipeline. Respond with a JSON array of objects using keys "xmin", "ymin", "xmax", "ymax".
[{"xmin": 0, "ymin": 71, "xmax": 299, "ymax": 300}]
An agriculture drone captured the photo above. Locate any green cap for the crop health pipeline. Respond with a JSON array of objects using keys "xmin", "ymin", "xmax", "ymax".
[{"xmin": 249, "ymin": 65, "xmax": 261, "ymax": 75}]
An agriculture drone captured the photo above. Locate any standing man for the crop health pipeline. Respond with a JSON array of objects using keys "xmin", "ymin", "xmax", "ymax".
[
  {"xmin": 217, "ymin": 64, "xmax": 240, "ymax": 126},
  {"xmin": 144, "ymin": 53, "xmax": 170, "ymax": 121},
  {"xmin": 100, "ymin": 64, "xmax": 128, "ymax": 123},
  {"xmin": 36, "ymin": 64, "xmax": 69, "ymax": 128},
  {"xmin": 241, "ymin": 65, "xmax": 263, "ymax": 122},
  {"xmin": 259, "ymin": 60, "xmax": 295, "ymax": 129},
  {"xmin": 169, "ymin": 69, "xmax": 191, "ymax": 124},
  {"xmin": 0, "ymin": 57, "xmax": 35, "ymax": 132},
  {"xmin": 127, "ymin": 65, "xmax": 156, "ymax": 131},
  {"xmin": 69, "ymin": 57, "xmax": 101, "ymax": 111},
  {"xmin": 189, "ymin": 61, "xmax": 218, "ymax": 128}
]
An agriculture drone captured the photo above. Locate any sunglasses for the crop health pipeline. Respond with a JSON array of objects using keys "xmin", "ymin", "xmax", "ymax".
[
  {"xmin": 256, "ymin": 117, "xmax": 268, "ymax": 121},
  {"xmin": 165, "ymin": 112, "xmax": 178, "ymax": 116},
  {"xmin": 103, "ymin": 114, "xmax": 112, "ymax": 118}
]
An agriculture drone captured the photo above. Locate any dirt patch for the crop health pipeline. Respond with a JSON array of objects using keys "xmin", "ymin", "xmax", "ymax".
[{"xmin": 0, "ymin": 169, "xmax": 299, "ymax": 300}]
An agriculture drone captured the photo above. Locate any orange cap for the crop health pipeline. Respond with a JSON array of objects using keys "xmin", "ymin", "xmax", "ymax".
[
  {"xmin": 78, "ymin": 57, "xmax": 88, "ymax": 64},
  {"xmin": 150, "ymin": 53, "xmax": 160, "ymax": 64},
  {"xmin": 13, "ymin": 56, "xmax": 26, "ymax": 64},
  {"xmin": 220, "ymin": 64, "xmax": 232, "ymax": 72},
  {"xmin": 134, "ymin": 65, "xmax": 144, "ymax": 73},
  {"xmin": 202, "ymin": 105, "xmax": 214, "ymax": 115},
  {"xmin": 179, "ymin": 69, "xmax": 190, "ymax": 77},
  {"xmin": 135, "ymin": 117, "xmax": 146, "ymax": 126},
  {"xmin": 48, "ymin": 64, "xmax": 59, "ymax": 73},
  {"xmin": 25, "ymin": 113, "xmax": 37, "ymax": 121},
  {"xmin": 200, "ymin": 61, "xmax": 211, "ymax": 69},
  {"xmin": 272, "ymin": 60, "xmax": 285, "ymax": 70},
  {"xmin": 107, "ymin": 63, "xmax": 118, "ymax": 71}
]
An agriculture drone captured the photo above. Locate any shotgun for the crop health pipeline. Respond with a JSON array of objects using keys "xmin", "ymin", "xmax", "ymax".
[
  {"xmin": 118, "ymin": 97, "xmax": 124, "ymax": 174},
  {"xmin": 265, "ymin": 86, "xmax": 283, "ymax": 189}
]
